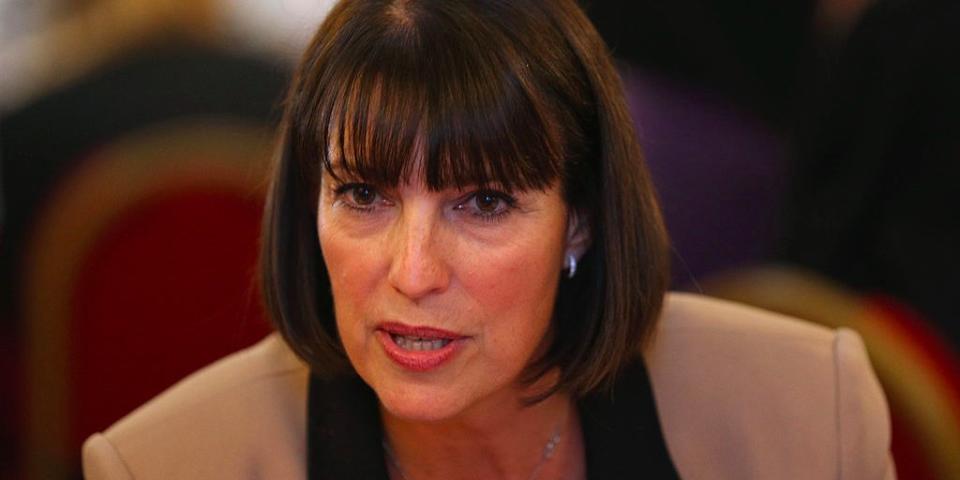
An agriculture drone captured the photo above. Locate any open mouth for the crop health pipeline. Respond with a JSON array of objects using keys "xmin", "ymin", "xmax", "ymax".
[
  {"xmin": 376, "ymin": 322, "xmax": 467, "ymax": 371},
  {"xmin": 390, "ymin": 335, "xmax": 452, "ymax": 351}
]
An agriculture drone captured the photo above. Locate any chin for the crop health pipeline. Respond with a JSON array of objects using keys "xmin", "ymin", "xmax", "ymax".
[{"xmin": 374, "ymin": 383, "xmax": 471, "ymax": 423}]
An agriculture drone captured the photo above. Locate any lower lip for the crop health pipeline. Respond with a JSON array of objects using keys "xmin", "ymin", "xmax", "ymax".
[{"xmin": 375, "ymin": 330, "xmax": 465, "ymax": 372}]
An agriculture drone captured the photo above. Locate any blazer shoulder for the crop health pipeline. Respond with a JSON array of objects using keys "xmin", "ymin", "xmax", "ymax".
[
  {"xmin": 82, "ymin": 333, "xmax": 310, "ymax": 479},
  {"xmin": 645, "ymin": 292, "xmax": 892, "ymax": 479},
  {"xmin": 654, "ymin": 291, "xmax": 836, "ymax": 343}
]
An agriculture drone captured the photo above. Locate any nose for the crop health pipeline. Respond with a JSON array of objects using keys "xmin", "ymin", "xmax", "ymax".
[{"xmin": 386, "ymin": 206, "xmax": 450, "ymax": 301}]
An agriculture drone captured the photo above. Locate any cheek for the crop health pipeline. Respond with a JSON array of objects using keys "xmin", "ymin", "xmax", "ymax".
[
  {"xmin": 462, "ymin": 230, "xmax": 565, "ymax": 346},
  {"xmin": 317, "ymin": 219, "xmax": 383, "ymax": 340},
  {"xmin": 318, "ymin": 206, "xmax": 386, "ymax": 292},
  {"xmin": 470, "ymin": 249, "xmax": 557, "ymax": 305}
]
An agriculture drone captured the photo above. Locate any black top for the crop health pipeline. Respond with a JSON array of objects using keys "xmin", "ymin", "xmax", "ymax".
[{"xmin": 306, "ymin": 359, "xmax": 680, "ymax": 479}]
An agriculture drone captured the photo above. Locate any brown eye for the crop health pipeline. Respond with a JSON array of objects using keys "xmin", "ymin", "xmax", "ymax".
[
  {"xmin": 333, "ymin": 182, "xmax": 384, "ymax": 212},
  {"xmin": 350, "ymin": 185, "xmax": 377, "ymax": 206},
  {"xmin": 453, "ymin": 188, "xmax": 516, "ymax": 223},
  {"xmin": 474, "ymin": 191, "xmax": 502, "ymax": 213}
]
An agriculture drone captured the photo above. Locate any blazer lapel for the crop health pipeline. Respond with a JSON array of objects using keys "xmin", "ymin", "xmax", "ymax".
[
  {"xmin": 307, "ymin": 373, "xmax": 389, "ymax": 480},
  {"xmin": 579, "ymin": 359, "xmax": 681, "ymax": 478}
]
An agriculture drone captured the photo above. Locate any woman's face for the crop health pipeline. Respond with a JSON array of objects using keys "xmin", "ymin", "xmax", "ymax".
[{"xmin": 317, "ymin": 166, "xmax": 577, "ymax": 422}]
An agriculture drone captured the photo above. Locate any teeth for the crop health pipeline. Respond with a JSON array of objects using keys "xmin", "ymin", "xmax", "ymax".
[{"xmin": 391, "ymin": 334, "xmax": 451, "ymax": 351}]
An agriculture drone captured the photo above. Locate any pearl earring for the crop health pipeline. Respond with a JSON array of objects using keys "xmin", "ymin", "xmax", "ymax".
[{"xmin": 566, "ymin": 254, "xmax": 577, "ymax": 279}]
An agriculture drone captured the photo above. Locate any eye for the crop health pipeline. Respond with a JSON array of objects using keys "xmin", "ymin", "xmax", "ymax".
[
  {"xmin": 474, "ymin": 191, "xmax": 503, "ymax": 213},
  {"xmin": 348, "ymin": 184, "xmax": 377, "ymax": 206},
  {"xmin": 456, "ymin": 189, "xmax": 517, "ymax": 222},
  {"xmin": 333, "ymin": 182, "xmax": 386, "ymax": 211}
]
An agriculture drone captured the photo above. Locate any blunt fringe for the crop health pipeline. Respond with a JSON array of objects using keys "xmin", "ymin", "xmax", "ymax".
[{"xmin": 261, "ymin": 0, "xmax": 670, "ymax": 400}]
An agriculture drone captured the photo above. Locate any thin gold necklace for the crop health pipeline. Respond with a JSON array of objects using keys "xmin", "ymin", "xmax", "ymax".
[{"xmin": 382, "ymin": 426, "xmax": 563, "ymax": 480}]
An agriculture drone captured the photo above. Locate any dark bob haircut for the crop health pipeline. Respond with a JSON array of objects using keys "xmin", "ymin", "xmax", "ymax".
[{"xmin": 261, "ymin": 0, "xmax": 670, "ymax": 399}]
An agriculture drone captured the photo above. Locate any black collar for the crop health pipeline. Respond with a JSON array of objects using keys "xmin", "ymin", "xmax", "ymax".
[{"xmin": 307, "ymin": 359, "xmax": 680, "ymax": 479}]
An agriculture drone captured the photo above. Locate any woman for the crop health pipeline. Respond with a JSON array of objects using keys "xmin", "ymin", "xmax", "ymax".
[{"xmin": 83, "ymin": 0, "xmax": 895, "ymax": 478}]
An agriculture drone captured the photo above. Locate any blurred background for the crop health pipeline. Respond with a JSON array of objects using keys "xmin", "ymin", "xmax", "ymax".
[{"xmin": 0, "ymin": 0, "xmax": 957, "ymax": 478}]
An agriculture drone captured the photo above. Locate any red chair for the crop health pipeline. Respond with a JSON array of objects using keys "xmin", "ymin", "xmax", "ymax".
[{"xmin": 21, "ymin": 122, "xmax": 275, "ymax": 479}]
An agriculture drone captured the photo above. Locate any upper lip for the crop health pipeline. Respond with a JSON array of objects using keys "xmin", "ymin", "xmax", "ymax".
[{"xmin": 378, "ymin": 322, "xmax": 466, "ymax": 340}]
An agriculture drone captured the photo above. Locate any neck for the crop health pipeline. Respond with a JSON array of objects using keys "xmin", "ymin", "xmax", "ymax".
[{"xmin": 380, "ymin": 390, "xmax": 584, "ymax": 480}]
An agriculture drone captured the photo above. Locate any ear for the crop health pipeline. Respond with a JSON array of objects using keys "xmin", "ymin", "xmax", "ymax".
[{"xmin": 565, "ymin": 208, "xmax": 591, "ymax": 261}]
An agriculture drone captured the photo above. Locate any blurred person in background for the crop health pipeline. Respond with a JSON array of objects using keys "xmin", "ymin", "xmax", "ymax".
[{"xmin": 780, "ymin": 0, "xmax": 960, "ymax": 351}]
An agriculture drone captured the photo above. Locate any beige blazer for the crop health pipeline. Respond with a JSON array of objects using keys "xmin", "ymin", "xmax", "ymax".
[{"xmin": 83, "ymin": 293, "xmax": 896, "ymax": 479}]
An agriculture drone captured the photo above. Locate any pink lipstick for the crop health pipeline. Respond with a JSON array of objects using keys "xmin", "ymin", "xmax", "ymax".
[{"xmin": 376, "ymin": 322, "xmax": 467, "ymax": 372}]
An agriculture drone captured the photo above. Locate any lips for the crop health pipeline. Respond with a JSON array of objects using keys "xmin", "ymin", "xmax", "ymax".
[{"xmin": 376, "ymin": 322, "xmax": 468, "ymax": 372}]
